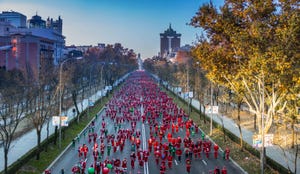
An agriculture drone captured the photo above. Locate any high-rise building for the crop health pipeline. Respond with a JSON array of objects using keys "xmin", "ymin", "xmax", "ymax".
[
  {"xmin": 0, "ymin": 11, "xmax": 27, "ymax": 28},
  {"xmin": 160, "ymin": 24, "xmax": 181, "ymax": 57}
]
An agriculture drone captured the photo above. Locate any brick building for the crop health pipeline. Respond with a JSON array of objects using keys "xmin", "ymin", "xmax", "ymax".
[{"xmin": 0, "ymin": 12, "xmax": 65, "ymax": 79}]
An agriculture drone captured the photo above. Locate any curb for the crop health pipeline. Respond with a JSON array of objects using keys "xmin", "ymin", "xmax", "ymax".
[
  {"xmin": 198, "ymin": 126, "xmax": 248, "ymax": 174},
  {"xmin": 44, "ymin": 107, "xmax": 106, "ymax": 173}
]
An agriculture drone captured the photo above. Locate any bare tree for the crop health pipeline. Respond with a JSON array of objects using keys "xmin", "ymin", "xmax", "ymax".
[
  {"xmin": 0, "ymin": 69, "xmax": 26, "ymax": 174},
  {"xmin": 28, "ymin": 54, "xmax": 58, "ymax": 160}
]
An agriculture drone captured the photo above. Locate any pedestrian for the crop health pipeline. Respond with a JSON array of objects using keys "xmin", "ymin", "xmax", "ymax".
[
  {"xmin": 160, "ymin": 161, "xmax": 167, "ymax": 174},
  {"xmin": 131, "ymin": 158, "xmax": 135, "ymax": 169},
  {"xmin": 214, "ymin": 166, "xmax": 220, "ymax": 174},
  {"xmin": 122, "ymin": 158, "xmax": 128, "ymax": 170},
  {"xmin": 221, "ymin": 166, "xmax": 227, "ymax": 174},
  {"xmin": 78, "ymin": 145, "xmax": 83, "ymax": 158},
  {"xmin": 81, "ymin": 159, "xmax": 87, "ymax": 174},
  {"xmin": 186, "ymin": 158, "xmax": 192, "ymax": 173},
  {"xmin": 138, "ymin": 159, "xmax": 144, "ymax": 168},
  {"xmin": 95, "ymin": 162, "xmax": 101, "ymax": 174},
  {"xmin": 71, "ymin": 164, "xmax": 80, "ymax": 174},
  {"xmin": 167, "ymin": 154, "xmax": 173, "ymax": 169},
  {"xmin": 176, "ymin": 148, "xmax": 182, "ymax": 162},
  {"xmin": 106, "ymin": 143, "xmax": 111, "ymax": 156},
  {"xmin": 154, "ymin": 150, "xmax": 161, "ymax": 165},
  {"xmin": 214, "ymin": 144, "xmax": 219, "ymax": 159},
  {"xmin": 225, "ymin": 147, "xmax": 230, "ymax": 160},
  {"xmin": 205, "ymin": 145, "xmax": 210, "ymax": 159},
  {"xmin": 184, "ymin": 147, "xmax": 190, "ymax": 159},
  {"xmin": 83, "ymin": 144, "xmax": 89, "ymax": 159},
  {"xmin": 44, "ymin": 169, "xmax": 51, "ymax": 174}
]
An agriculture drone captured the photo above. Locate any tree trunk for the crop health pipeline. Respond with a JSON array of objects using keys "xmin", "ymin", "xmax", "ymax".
[
  {"xmin": 294, "ymin": 132, "xmax": 298, "ymax": 174},
  {"xmin": 45, "ymin": 119, "xmax": 49, "ymax": 152},
  {"xmin": 199, "ymin": 101, "xmax": 202, "ymax": 122},
  {"xmin": 72, "ymin": 91, "xmax": 80, "ymax": 115},
  {"xmin": 221, "ymin": 114, "xmax": 226, "ymax": 142},
  {"xmin": 292, "ymin": 119, "xmax": 295, "ymax": 148},
  {"xmin": 4, "ymin": 147, "xmax": 8, "ymax": 174},
  {"xmin": 54, "ymin": 126, "xmax": 58, "ymax": 145},
  {"xmin": 36, "ymin": 129, "xmax": 41, "ymax": 160},
  {"xmin": 203, "ymin": 107, "xmax": 207, "ymax": 124},
  {"xmin": 237, "ymin": 102, "xmax": 244, "ymax": 150},
  {"xmin": 254, "ymin": 113, "xmax": 257, "ymax": 130}
]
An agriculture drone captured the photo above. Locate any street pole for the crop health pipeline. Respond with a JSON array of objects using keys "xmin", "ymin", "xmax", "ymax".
[
  {"xmin": 260, "ymin": 72, "xmax": 265, "ymax": 174},
  {"xmin": 210, "ymin": 82, "xmax": 213, "ymax": 136},
  {"xmin": 187, "ymin": 67, "xmax": 190, "ymax": 118},
  {"xmin": 58, "ymin": 57, "xmax": 82, "ymax": 149},
  {"xmin": 87, "ymin": 62, "xmax": 105, "ymax": 119}
]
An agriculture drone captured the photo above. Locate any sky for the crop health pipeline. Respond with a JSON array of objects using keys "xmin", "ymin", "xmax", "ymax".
[{"xmin": 0, "ymin": 0, "xmax": 224, "ymax": 59}]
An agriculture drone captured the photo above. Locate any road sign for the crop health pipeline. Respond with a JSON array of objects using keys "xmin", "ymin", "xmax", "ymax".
[
  {"xmin": 205, "ymin": 105, "xmax": 219, "ymax": 114},
  {"xmin": 52, "ymin": 116, "xmax": 68, "ymax": 126},
  {"xmin": 188, "ymin": 92, "xmax": 193, "ymax": 98},
  {"xmin": 61, "ymin": 116, "xmax": 68, "ymax": 126},
  {"xmin": 52, "ymin": 116, "xmax": 60, "ymax": 126},
  {"xmin": 252, "ymin": 134, "xmax": 273, "ymax": 148}
]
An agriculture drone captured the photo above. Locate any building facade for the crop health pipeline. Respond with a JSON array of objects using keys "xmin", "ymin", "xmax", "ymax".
[
  {"xmin": 0, "ymin": 11, "xmax": 27, "ymax": 28},
  {"xmin": 28, "ymin": 14, "xmax": 46, "ymax": 29},
  {"xmin": 160, "ymin": 24, "xmax": 181, "ymax": 57},
  {"xmin": 46, "ymin": 16, "xmax": 63, "ymax": 34},
  {"xmin": 0, "ymin": 11, "xmax": 65, "ymax": 79}
]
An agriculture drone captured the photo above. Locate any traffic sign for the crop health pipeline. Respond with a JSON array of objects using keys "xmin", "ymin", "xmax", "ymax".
[
  {"xmin": 252, "ymin": 134, "xmax": 273, "ymax": 148},
  {"xmin": 52, "ymin": 116, "xmax": 69, "ymax": 126},
  {"xmin": 205, "ymin": 105, "xmax": 219, "ymax": 114}
]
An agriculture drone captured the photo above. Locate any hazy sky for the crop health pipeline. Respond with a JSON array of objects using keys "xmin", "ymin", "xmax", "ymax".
[{"xmin": 0, "ymin": 0, "xmax": 224, "ymax": 59}]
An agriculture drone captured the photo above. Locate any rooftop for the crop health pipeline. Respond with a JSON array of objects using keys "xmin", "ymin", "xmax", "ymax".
[{"xmin": 160, "ymin": 23, "xmax": 181, "ymax": 37}]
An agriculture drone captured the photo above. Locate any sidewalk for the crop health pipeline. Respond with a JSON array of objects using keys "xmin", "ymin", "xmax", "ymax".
[
  {"xmin": 166, "ymin": 85, "xmax": 299, "ymax": 174},
  {"xmin": 0, "ymin": 73, "xmax": 130, "ymax": 172}
]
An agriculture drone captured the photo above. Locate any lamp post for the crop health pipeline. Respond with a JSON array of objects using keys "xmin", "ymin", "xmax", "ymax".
[
  {"xmin": 87, "ymin": 62, "xmax": 106, "ymax": 119},
  {"xmin": 187, "ymin": 67, "xmax": 190, "ymax": 117},
  {"xmin": 58, "ymin": 56, "xmax": 82, "ymax": 149},
  {"xmin": 260, "ymin": 71, "xmax": 265, "ymax": 174},
  {"xmin": 210, "ymin": 82, "xmax": 213, "ymax": 136}
]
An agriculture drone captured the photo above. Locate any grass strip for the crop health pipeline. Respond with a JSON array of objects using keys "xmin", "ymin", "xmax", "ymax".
[
  {"xmin": 15, "ymin": 91, "xmax": 115, "ymax": 174},
  {"xmin": 163, "ymin": 88, "xmax": 278, "ymax": 174}
]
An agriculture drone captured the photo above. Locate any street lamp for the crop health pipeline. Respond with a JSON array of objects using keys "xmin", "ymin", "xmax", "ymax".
[
  {"xmin": 260, "ymin": 71, "xmax": 265, "ymax": 174},
  {"xmin": 58, "ymin": 56, "xmax": 82, "ymax": 149},
  {"xmin": 87, "ymin": 62, "xmax": 106, "ymax": 119},
  {"xmin": 210, "ymin": 82, "xmax": 213, "ymax": 136}
]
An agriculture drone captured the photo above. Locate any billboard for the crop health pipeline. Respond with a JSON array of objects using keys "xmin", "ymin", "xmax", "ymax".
[
  {"xmin": 52, "ymin": 116, "xmax": 68, "ymax": 127},
  {"xmin": 205, "ymin": 105, "xmax": 219, "ymax": 114},
  {"xmin": 252, "ymin": 134, "xmax": 273, "ymax": 148}
]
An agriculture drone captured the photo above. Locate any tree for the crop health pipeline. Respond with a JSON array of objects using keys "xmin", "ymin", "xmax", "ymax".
[
  {"xmin": 193, "ymin": 61, "xmax": 209, "ymax": 123},
  {"xmin": 28, "ymin": 53, "xmax": 57, "ymax": 160},
  {"xmin": 191, "ymin": 0, "xmax": 299, "ymax": 140},
  {"xmin": 191, "ymin": 0, "xmax": 299, "ymax": 172},
  {"xmin": 0, "ymin": 69, "xmax": 26, "ymax": 174}
]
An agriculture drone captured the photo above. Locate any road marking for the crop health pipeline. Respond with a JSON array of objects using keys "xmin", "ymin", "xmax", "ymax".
[
  {"xmin": 202, "ymin": 159, "xmax": 207, "ymax": 166},
  {"xmin": 174, "ymin": 160, "xmax": 178, "ymax": 165},
  {"xmin": 142, "ymin": 122, "xmax": 149, "ymax": 174}
]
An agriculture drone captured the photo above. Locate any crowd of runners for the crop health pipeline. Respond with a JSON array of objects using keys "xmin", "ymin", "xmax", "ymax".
[{"xmin": 46, "ymin": 70, "xmax": 231, "ymax": 174}]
